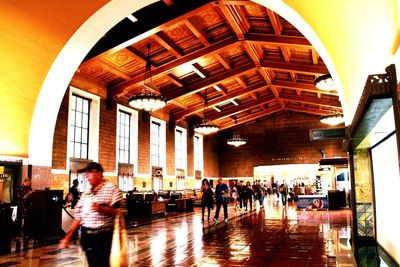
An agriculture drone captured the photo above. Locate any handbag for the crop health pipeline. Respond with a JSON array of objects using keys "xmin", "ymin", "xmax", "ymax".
[{"xmin": 109, "ymin": 209, "xmax": 129, "ymax": 267}]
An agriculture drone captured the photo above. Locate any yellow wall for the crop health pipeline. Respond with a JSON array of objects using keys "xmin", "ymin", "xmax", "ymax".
[{"xmin": 0, "ymin": 1, "xmax": 107, "ymax": 157}]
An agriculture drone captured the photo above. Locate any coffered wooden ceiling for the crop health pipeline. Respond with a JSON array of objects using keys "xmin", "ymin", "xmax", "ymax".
[{"xmin": 77, "ymin": 0, "xmax": 342, "ymax": 131}]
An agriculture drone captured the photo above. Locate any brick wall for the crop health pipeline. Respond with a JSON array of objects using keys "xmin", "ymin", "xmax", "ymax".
[
  {"xmin": 187, "ymin": 130, "xmax": 194, "ymax": 177},
  {"xmin": 217, "ymin": 112, "xmax": 347, "ymax": 177},
  {"xmin": 138, "ymin": 111, "xmax": 150, "ymax": 174},
  {"xmin": 204, "ymin": 135, "xmax": 219, "ymax": 178},
  {"xmin": 165, "ymin": 122, "xmax": 175, "ymax": 177},
  {"xmin": 98, "ymin": 101, "xmax": 116, "ymax": 172}
]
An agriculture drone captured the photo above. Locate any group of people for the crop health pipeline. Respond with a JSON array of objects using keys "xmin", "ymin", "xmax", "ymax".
[
  {"xmin": 200, "ymin": 177, "xmax": 229, "ymax": 223},
  {"xmin": 200, "ymin": 178, "xmax": 287, "ymax": 225}
]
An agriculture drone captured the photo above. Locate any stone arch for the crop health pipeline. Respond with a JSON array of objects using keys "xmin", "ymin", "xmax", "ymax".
[{"xmin": 28, "ymin": 0, "xmax": 340, "ymax": 167}]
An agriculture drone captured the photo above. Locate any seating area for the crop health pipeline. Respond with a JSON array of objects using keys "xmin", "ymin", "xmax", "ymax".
[
  {"xmin": 125, "ymin": 190, "xmax": 196, "ymax": 220},
  {"xmin": 126, "ymin": 192, "xmax": 165, "ymax": 219}
]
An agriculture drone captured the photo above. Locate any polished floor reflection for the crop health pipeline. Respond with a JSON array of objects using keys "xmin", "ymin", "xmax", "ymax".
[{"xmin": 0, "ymin": 195, "xmax": 356, "ymax": 266}]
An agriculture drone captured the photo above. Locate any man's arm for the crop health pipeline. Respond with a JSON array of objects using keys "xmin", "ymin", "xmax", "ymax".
[{"xmin": 59, "ymin": 219, "xmax": 81, "ymax": 248}]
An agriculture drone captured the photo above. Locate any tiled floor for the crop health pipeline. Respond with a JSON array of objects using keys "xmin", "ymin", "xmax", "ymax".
[{"xmin": 0, "ymin": 195, "xmax": 356, "ymax": 266}]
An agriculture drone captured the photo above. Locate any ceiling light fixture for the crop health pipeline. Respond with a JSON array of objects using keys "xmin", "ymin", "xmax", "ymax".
[
  {"xmin": 129, "ymin": 44, "xmax": 167, "ymax": 112},
  {"xmin": 320, "ymin": 113, "xmax": 345, "ymax": 126},
  {"xmin": 227, "ymin": 116, "xmax": 246, "ymax": 147},
  {"xmin": 314, "ymin": 74, "xmax": 335, "ymax": 91},
  {"xmin": 314, "ymin": 75, "xmax": 344, "ymax": 126},
  {"xmin": 193, "ymin": 88, "xmax": 219, "ymax": 135}
]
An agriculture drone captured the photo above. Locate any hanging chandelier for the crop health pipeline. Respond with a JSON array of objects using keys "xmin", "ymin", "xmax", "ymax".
[
  {"xmin": 226, "ymin": 116, "xmax": 246, "ymax": 147},
  {"xmin": 129, "ymin": 44, "xmax": 167, "ymax": 112},
  {"xmin": 314, "ymin": 74, "xmax": 335, "ymax": 91},
  {"xmin": 227, "ymin": 133, "xmax": 247, "ymax": 147},
  {"xmin": 193, "ymin": 88, "xmax": 219, "ymax": 135}
]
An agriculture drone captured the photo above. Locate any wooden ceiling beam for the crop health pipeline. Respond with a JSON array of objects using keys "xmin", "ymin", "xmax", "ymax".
[
  {"xmin": 167, "ymin": 73, "xmax": 185, "ymax": 87},
  {"xmin": 210, "ymin": 95, "xmax": 276, "ymax": 122},
  {"xmin": 286, "ymin": 106, "xmax": 333, "ymax": 116},
  {"xmin": 172, "ymin": 80, "xmax": 268, "ymax": 119},
  {"xmin": 245, "ymin": 33, "xmax": 311, "ymax": 47},
  {"xmin": 184, "ymin": 19, "xmax": 210, "ymax": 46},
  {"xmin": 219, "ymin": 106, "xmax": 282, "ymax": 130},
  {"xmin": 192, "ymin": 63, "xmax": 208, "ymax": 78},
  {"xmin": 169, "ymin": 100, "xmax": 187, "ymax": 109},
  {"xmin": 98, "ymin": 60, "xmax": 131, "ymax": 80},
  {"xmin": 215, "ymin": 53, "xmax": 231, "ymax": 69},
  {"xmin": 153, "ymin": 32, "xmax": 183, "ymax": 58},
  {"xmin": 262, "ymin": 61, "xmax": 328, "ymax": 75},
  {"xmin": 270, "ymin": 85, "xmax": 286, "ymax": 110},
  {"xmin": 110, "ymin": 36, "xmax": 238, "ymax": 96},
  {"xmin": 280, "ymin": 94, "xmax": 342, "ymax": 109},
  {"xmin": 266, "ymin": 9, "xmax": 282, "ymax": 35},
  {"xmin": 218, "ymin": 5, "xmax": 249, "ymax": 40},
  {"xmin": 243, "ymin": 42, "xmax": 261, "ymax": 67},
  {"xmin": 165, "ymin": 62, "xmax": 255, "ymax": 100},
  {"xmin": 259, "ymin": 67, "xmax": 272, "ymax": 84},
  {"xmin": 311, "ymin": 48, "xmax": 319, "ymax": 64}
]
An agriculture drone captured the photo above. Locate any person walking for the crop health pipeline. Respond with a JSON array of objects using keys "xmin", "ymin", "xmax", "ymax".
[
  {"xmin": 201, "ymin": 178, "xmax": 214, "ymax": 222},
  {"xmin": 60, "ymin": 162, "xmax": 123, "ymax": 267},
  {"xmin": 213, "ymin": 178, "xmax": 229, "ymax": 223}
]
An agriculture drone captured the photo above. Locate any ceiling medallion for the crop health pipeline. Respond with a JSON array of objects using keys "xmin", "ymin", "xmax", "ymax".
[
  {"xmin": 226, "ymin": 116, "xmax": 246, "ymax": 147},
  {"xmin": 129, "ymin": 44, "xmax": 167, "ymax": 112},
  {"xmin": 193, "ymin": 88, "xmax": 219, "ymax": 135},
  {"xmin": 314, "ymin": 74, "xmax": 335, "ymax": 91}
]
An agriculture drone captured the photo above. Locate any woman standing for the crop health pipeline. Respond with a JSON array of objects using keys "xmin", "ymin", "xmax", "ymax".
[
  {"xmin": 231, "ymin": 181, "xmax": 239, "ymax": 210},
  {"xmin": 201, "ymin": 178, "xmax": 214, "ymax": 222}
]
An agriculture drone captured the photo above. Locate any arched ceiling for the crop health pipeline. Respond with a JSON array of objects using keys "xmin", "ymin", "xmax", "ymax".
[{"xmin": 77, "ymin": 0, "xmax": 340, "ymax": 131}]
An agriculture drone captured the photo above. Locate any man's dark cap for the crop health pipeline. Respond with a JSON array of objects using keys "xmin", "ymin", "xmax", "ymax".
[{"xmin": 78, "ymin": 162, "xmax": 104, "ymax": 173}]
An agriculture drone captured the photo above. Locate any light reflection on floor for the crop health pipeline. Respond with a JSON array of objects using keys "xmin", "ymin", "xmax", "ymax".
[{"xmin": 0, "ymin": 194, "xmax": 356, "ymax": 266}]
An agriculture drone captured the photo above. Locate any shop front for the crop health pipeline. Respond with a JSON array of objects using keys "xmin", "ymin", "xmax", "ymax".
[{"xmin": 254, "ymin": 163, "xmax": 349, "ymax": 210}]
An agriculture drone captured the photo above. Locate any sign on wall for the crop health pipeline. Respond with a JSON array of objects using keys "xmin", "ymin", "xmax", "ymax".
[{"xmin": 310, "ymin": 127, "xmax": 347, "ymax": 141}]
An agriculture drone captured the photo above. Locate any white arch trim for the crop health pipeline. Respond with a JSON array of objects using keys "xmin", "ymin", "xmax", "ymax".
[{"xmin": 29, "ymin": 0, "xmax": 343, "ymax": 167}]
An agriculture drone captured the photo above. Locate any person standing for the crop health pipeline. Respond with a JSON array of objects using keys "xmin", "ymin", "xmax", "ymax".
[
  {"xmin": 15, "ymin": 178, "xmax": 32, "ymax": 236},
  {"xmin": 245, "ymin": 181, "xmax": 254, "ymax": 211},
  {"xmin": 237, "ymin": 180, "xmax": 245, "ymax": 210},
  {"xmin": 69, "ymin": 179, "xmax": 80, "ymax": 209},
  {"xmin": 231, "ymin": 180, "xmax": 239, "ymax": 210},
  {"xmin": 213, "ymin": 178, "xmax": 229, "ymax": 223},
  {"xmin": 60, "ymin": 162, "xmax": 123, "ymax": 267},
  {"xmin": 200, "ymin": 178, "xmax": 214, "ymax": 222},
  {"xmin": 280, "ymin": 182, "xmax": 288, "ymax": 206}
]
